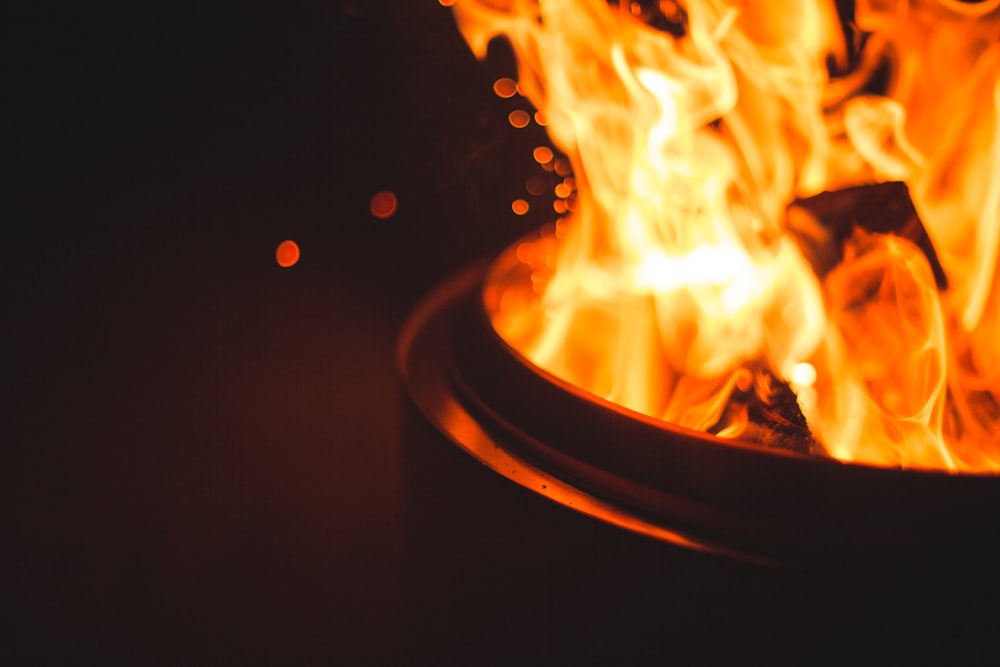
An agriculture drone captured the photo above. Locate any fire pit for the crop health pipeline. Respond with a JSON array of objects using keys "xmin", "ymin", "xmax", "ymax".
[
  {"xmin": 398, "ymin": 244, "xmax": 1000, "ymax": 569},
  {"xmin": 399, "ymin": 0, "xmax": 1000, "ymax": 570}
]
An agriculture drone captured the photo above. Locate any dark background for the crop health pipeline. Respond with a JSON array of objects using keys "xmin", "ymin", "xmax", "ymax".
[
  {"xmin": 7, "ymin": 1, "xmax": 999, "ymax": 664},
  {"xmin": 5, "ymin": 1, "xmax": 538, "ymax": 662}
]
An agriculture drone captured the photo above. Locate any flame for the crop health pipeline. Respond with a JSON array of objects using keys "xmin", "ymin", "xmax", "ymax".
[{"xmin": 451, "ymin": 0, "xmax": 1000, "ymax": 471}]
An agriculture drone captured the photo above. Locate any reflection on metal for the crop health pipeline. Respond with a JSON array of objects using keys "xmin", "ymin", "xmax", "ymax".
[
  {"xmin": 397, "ymin": 256, "xmax": 1000, "ymax": 569},
  {"xmin": 396, "ymin": 261, "xmax": 749, "ymax": 563}
]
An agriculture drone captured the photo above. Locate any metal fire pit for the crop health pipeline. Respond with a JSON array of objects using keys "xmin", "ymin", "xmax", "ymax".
[{"xmin": 397, "ymin": 243, "xmax": 1000, "ymax": 570}]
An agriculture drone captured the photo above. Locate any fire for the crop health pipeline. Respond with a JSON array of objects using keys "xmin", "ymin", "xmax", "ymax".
[{"xmin": 449, "ymin": 0, "xmax": 1000, "ymax": 471}]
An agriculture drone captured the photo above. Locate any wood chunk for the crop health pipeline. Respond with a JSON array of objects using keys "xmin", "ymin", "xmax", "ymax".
[
  {"xmin": 721, "ymin": 183, "xmax": 949, "ymax": 456},
  {"xmin": 711, "ymin": 365, "xmax": 827, "ymax": 457},
  {"xmin": 790, "ymin": 182, "xmax": 948, "ymax": 288}
]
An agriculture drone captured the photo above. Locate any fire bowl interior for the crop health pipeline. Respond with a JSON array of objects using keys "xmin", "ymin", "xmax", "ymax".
[{"xmin": 397, "ymin": 255, "xmax": 1000, "ymax": 569}]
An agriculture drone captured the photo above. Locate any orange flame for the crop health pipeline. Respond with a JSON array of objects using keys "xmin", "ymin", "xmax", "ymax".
[{"xmin": 452, "ymin": 0, "xmax": 1000, "ymax": 471}]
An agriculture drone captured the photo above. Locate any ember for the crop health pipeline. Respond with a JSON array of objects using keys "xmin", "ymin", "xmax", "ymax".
[{"xmin": 449, "ymin": 0, "xmax": 1000, "ymax": 471}]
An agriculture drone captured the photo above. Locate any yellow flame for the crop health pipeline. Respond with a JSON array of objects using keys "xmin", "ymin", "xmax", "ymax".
[{"xmin": 454, "ymin": 0, "xmax": 1000, "ymax": 471}]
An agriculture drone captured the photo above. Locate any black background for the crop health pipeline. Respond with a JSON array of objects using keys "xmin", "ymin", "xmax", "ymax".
[
  {"xmin": 6, "ymin": 1, "xmax": 534, "ymax": 662},
  {"xmin": 7, "ymin": 1, "xmax": 1000, "ymax": 664}
]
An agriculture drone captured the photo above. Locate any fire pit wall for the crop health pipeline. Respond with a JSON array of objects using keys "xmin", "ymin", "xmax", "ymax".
[{"xmin": 398, "ymin": 265, "xmax": 1000, "ymax": 663}]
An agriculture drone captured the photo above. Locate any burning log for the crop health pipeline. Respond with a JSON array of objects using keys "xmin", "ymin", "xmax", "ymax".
[
  {"xmin": 454, "ymin": 0, "xmax": 1000, "ymax": 471},
  {"xmin": 718, "ymin": 182, "xmax": 946, "ymax": 458},
  {"xmin": 711, "ymin": 364, "xmax": 825, "ymax": 457},
  {"xmin": 788, "ymin": 181, "xmax": 948, "ymax": 288}
]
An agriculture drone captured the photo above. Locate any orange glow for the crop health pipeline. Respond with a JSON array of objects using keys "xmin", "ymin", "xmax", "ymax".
[
  {"xmin": 512, "ymin": 199, "xmax": 530, "ymax": 215},
  {"xmin": 453, "ymin": 0, "xmax": 1000, "ymax": 472},
  {"xmin": 525, "ymin": 178, "xmax": 547, "ymax": 195},
  {"xmin": 493, "ymin": 77, "xmax": 518, "ymax": 98},
  {"xmin": 532, "ymin": 146, "xmax": 554, "ymax": 164},
  {"xmin": 508, "ymin": 109, "xmax": 531, "ymax": 128},
  {"xmin": 438, "ymin": 0, "xmax": 456, "ymax": 6},
  {"xmin": 275, "ymin": 240, "xmax": 300, "ymax": 268},
  {"xmin": 369, "ymin": 190, "xmax": 398, "ymax": 219}
]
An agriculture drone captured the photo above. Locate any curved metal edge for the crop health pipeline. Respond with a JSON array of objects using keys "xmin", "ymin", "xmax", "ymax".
[{"xmin": 396, "ymin": 261, "xmax": 779, "ymax": 568}]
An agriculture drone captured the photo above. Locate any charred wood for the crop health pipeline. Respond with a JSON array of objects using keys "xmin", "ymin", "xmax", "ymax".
[
  {"xmin": 789, "ymin": 181, "xmax": 948, "ymax": 289},
  {"xmin": 712, "ymin": 364, "xmax": 826, "ymax": 457}
]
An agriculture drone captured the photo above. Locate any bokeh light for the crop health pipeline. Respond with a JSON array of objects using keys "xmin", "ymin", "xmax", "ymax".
[
  {"xmin": 493, "ymin": 77, "xmax": 518, "ymax": 98},
  {"xmin": 508, "ymin": 110, "xmax": 531, "ymax": 128},
  {"xmin": 533, "ymin": 146, "xmax": 554, "ymax": 164},
  {"xmin": 525, "ymin": 178, "xmax": 546, "ymax": 196},
  {"xmin": 276, "ymin": 240, "xmax": 300, "ymax": 268},
  {"xmin": 370, "ymin": 190, "xmax": 398, "ymax": 219}
]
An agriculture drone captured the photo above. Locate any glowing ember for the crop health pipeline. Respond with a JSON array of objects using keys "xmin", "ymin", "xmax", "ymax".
[
  {"xmin": 276, "ymin": 240, "xmax": 300, "ymax": 268},
  {"xmin": 450, "ymin": 0, "xmax": 1000, "ymax": 471},
  {"xmin": 532, "ymin": 146, "xmax": 554, "ymax": 164},
  {"xmin": 526, "ymin": 177, "xmax": 547, "ymax": 195},
  {"xmin": 369, "ymin": 190, "xmax": 399, "ymax": 219},
  {"xmin": 494, "ymin": 77, "xmax": 519, "ymax": 98},
  {"xmin": 508, "ymin": 109, "xmax": 532, "ymax": 128}
]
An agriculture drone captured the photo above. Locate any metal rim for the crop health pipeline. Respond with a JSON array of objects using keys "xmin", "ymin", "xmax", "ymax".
[
  {"xmin": 397, "ymin": 257, "xmax": 1000, "ymax": 569},
  {"xmin": 396, "ymin": 260, "xmax": 773, "ymax": 565}
]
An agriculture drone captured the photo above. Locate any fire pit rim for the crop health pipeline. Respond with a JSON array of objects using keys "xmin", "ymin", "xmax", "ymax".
[{"xmin": 397, "ymin": 246, "xmax": 1000, "ymax": 568}]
